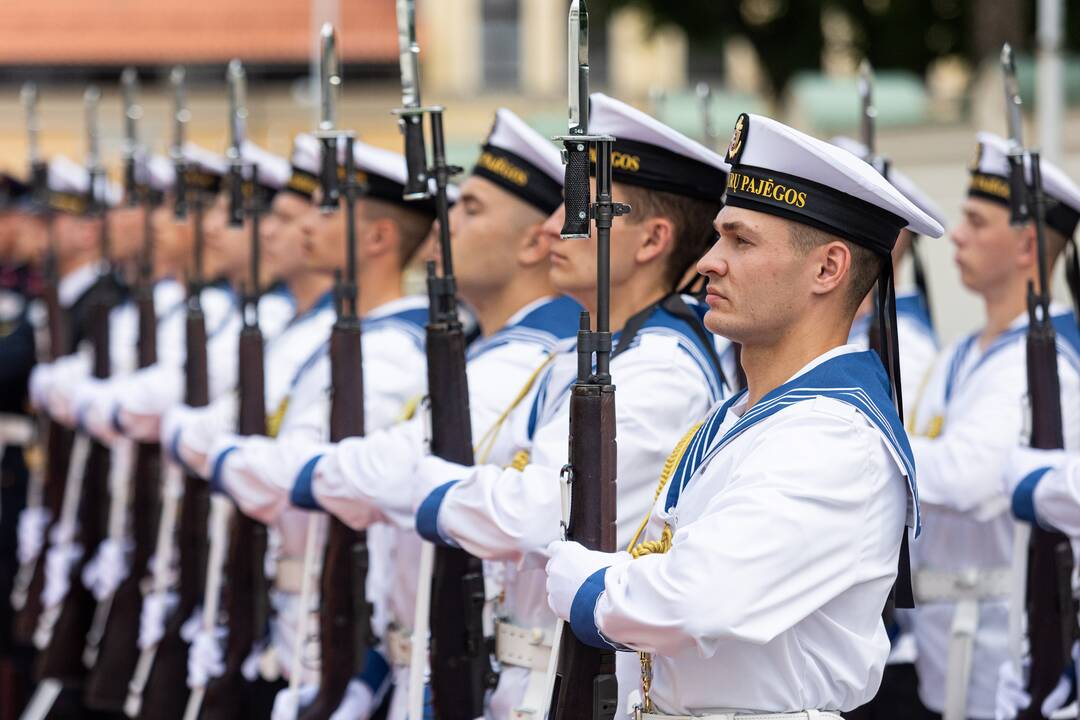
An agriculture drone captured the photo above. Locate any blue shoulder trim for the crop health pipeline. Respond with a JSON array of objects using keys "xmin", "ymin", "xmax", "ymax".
[
  {"xmin": 290, "ymin": 455, "xmax": 324, "ymax": 511},
  {"xmin": 569, "ymin": 567, "xmax": 617, "ymax": 650},
  {"xmin": 1013, "ymin": 467, "xmax": 1051, "ymax": 525},
  {"xmin": 363, "ymin": 305, "xmax": 429, "ymax": 351},
  {"xmin": 1052, "ymin": 312, "xmax": 1080, "ymax": 365},
  {"xmin": 356, "ymin": 648, "xmax": 391, "ymax": 694},
  {"xmin": 896, "ymin": 292, "xmax": 935, "ymax": 339},
  {"xmin": 415, "ymin": 480, "xmax": 459, "ymax": 547},
  {"xmin": 468, "ymin": 296, "xmax": 582, "ymax": 359},
  {"xmin": 209, "ymin": 446, "xmax": 239, "ymax": 496}
]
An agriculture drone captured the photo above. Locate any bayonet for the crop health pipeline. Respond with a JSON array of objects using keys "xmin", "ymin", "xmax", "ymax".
[
  {"xmin": 84, "ymin": 86, "xmax": 103, "ymax": 215},
  {"xmin": 857, "ymin": 60, "xmax": 876, "ymax": 160},
  {"xmin": 568, "ymin": 0, "xmax": 589, "ymax": 135},
  {"xmin": 314, "ymin": 23, "xmax": 343, "ymax": 213},
  {"xmin": 171, "ymin": 66, "xmax": 190, "ymax": 219},
  {"xmin": 122, "ymin": 67, "xmax": 142, "ymax": 206},
  {"xmin": 226, "ymin": 58, "xmax": 248, "ymax": 227},
  {"xmin": 21, "ymin": 82, "xmax": 48, "ymax": 207},
  {"xmin": 394, "ymin": 0, "xmax": 429, "ymax": 198},
  {"xmin": 1001, "ymin": 43, "xmax": 1030, "ymax": 224}
]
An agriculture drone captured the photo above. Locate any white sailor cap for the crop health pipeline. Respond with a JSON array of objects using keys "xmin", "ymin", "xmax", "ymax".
[
  {"xmin": 239, "ymin": 140, "xmax": 290, "ymax": 193},
  {"xmin": 337, "ymin": 137, "xmax": 457, "ymax": 216},
  {"xmin": 45, "ymin": 156, "xmax": 121, "ymax": 215},
  {"xmin": 588, "ymin": 93, "xmax": 730, "ymax": 202},
  {"xmin": 831, "ymin": 136, "xmax": 948, "ymax": 233},
  {"xmin": 969, "ymin": 131, "xmax": 1080, "ymax": 239},
  {"xmin": 181, "ymin": 142, "xmax": 227, "ymax": 195},
  {"xmin": 473, "ymin": 109, "xmax": 564, "ymax": 213},
  {"xmin": 722, "ymin": 113, "xmax": 944, "ymax": 254},
  {"xmin": 283, "ymin": 133, "xmax": 320, "ymax": 200},
  {"xmin": 144, "ymin": 155, "xmax": 176, "ymax": 194}
]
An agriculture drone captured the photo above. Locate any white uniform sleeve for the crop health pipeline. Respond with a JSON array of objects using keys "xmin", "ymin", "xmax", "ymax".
[
  {"xmin": 1033, "ymin": 458, "xmax": 1080, "ymax": 537},
  {"xmin": 590, "ymin": 408, "xmax": 906, "ymax": 657},
  {"xmin": 428, "ymin": 339, "xmax": 715, "ymax": 561},
  {"xmin": 168, "ymin": 396, "xmax": 239, "ymax": 478},
  {"xmin": 116, "ymin": 363, "xmax": 185, "ymax": 441},
  {"xmin": 909, "ymin": 362, "xmax": 1025, "ymax": 513}
]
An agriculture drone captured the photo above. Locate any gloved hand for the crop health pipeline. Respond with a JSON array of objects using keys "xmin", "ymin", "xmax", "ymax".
[
  {"xmin": 187, "ymin": 624, "xmax": 228, "ymax": 689},
  {"xmin": 544, "ymin": 541, "xmax": 630, "ymax": 621},
  {"xmin": 42, "ymin": 540, "xmax": 83, "ymax": 608},
  {"xmin": 76, "ymin": 380, "xmax": 122, "ymax": 445},
  {"xmin": 28, "ymin": 363, "xmax": 53, "ymax": 411},
  {"xmin": 1006, "ymin": 446, "xmax": 1068, "ymax": 496},
  {"xmin": 81, "ymin": 536, "xmax": 132, "ymax": 601},
  {"xmin": 16, "ymin": 506, "xmax": 52, "ymax": 565},
  {"xmin": 139, "ymin": 590, "xmax": 178, "ymax": 650},
  {"xmin": 330, "ymin": 679, "xmax": 376, "ymax": 720},
  {"xmin": 271, "ymin": 684, "xmax": 318, "ymax": 720},
  {"xmin": 996, "ymin": 644, "xmax": 1080, "ymax": 720}
]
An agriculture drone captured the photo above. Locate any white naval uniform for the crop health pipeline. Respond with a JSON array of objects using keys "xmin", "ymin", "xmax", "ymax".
[
  {"xmin": 907, "ymin": 307, "xmax": 1080, "ymax": 718},
  {"xmin": 849, "ymin": 288, "xmax": 938, "ymax": 424},
  {"xmin": 413, "ymin": 298, "xmax": 727, "ymax": 720},
  {"xmin": 206, "ymin": 295, "xmax": 429, "ymax": 690},
  {"xmin": 562, "ymin": 345, "xmax": 916, "ymax": 715},
  {"xmin": 283, "ymin": 295, "xmax": 584, "ymax": 720},
  {"xmin": 112, "ymin": 285, "xmax": 292, "ymax": 444}
]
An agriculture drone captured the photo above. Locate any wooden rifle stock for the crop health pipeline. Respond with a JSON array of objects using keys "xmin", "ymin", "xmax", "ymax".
[
  {"xmin": 200, "ymin": 320, "xmax": 268, "ymax": 719},
  {"xmin": 37, "ymin": 279, "xmax": 114, "ymax": 683},
  {"xmin": 426, "ymin": 321, "xmax": 496, "ymax": 720},
  {"xmin": 549, "ymin": 318, "xmax": 618, "ymax": 720},
  {"xmin": 138, "ymin": 293, "xmax": 210, "ymax": 720},
  {"xmin": 299, "ymin": 315, "xmax": 372, "ymax": 720},
  {"xmin": 84, "ymin": 272, "xmax": 161, "ymax": 710}
]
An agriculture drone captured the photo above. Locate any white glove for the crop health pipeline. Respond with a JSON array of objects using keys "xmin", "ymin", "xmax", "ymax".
[
  {"xmin": 544, "ymin": 541, "xmax": 630, "ymax": 622},
  {"xmin": 77, "ymin": 381, "xmax": 122, "ymax": 445},
  {"xmin": 28, "ymin": 363, "xmax": 54, "ymax": 410},
  {"xmin": 330, "ymin": 679, "xmax": 375, "ymax": 720},
  {"xmin": 81, "ymin": 537, "xmax": 132, "ymax": 601},
  {"xmin": 41, "ymin": 541, "xmax": 83, "ymax": 608},
  {"xmin": 1006, "ymin": 447, "xmax": 1068, "ymax": 495},
  {"xmin": 139, "ymin": 590, "xmax": 178, "ymax": 650},
  {"xmin": 16, "ymin": 506, "xmax": 52, "ymax": 565},
  {"xmin": 181, "ymin": 606, "xmax": 203, "ymax": 642},
  {"xmin": 187, "ymin": 624, "xmax": 228, "ymax": 689},
  {"xmin": 271, "ymin": 684, "xmax": 319, "ymax": 720},
  {"xmin": 271, "ymin": 591, "xmax": 321, "ymax": 683},
  {"xmin": 996, "ymin": 660, "xmax": 1031, "ymax": 720}
]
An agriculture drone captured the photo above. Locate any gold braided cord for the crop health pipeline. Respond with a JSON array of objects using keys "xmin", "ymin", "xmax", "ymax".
[
  {"xmin": 266, "ymin": 397, "xmax": 289, "ymax": 439},
  {"xmin": 624, "ymin": 420, "xmax": 701, "ymax": 714},
  {"xmin": 399, "ymin": 393, "xmax": 423, "ymax": 423},
  {"xmin": 508, "ymin": 449, "xmax": 531, "ymax": 472}
]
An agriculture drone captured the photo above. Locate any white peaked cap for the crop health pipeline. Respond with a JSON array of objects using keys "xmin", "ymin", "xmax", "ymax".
[
  {"xmin": 723, "ymin": 114, "xmax": 943, "ymax": 252},
  {"xmin": 239, "ymin": 140, "xmax": 290, "ymax": 190},
  {"xmin": 474, "ymin": 108, "xmax": 564, "ymax": 213},
  {"xmin": 291, "ymin": 133, "xmax": 321, "ymax": 176},
  {"xmin": 144, "ymin": 154, "xmax": 177, "ymax": 193},
  {"xmin": 587, "ymin": 92, "xmax": 730, "ymax": 202},
  {"xmin": 335, "ymin": 136, "xmax": 459, "ymax": 209},
  {"xmin": 831, "ymin": 136, "xmax": 948, "ymax": 232},
  {"xmin": 969, "ymin": 131, "xmax": 1080, "ymax": 238},
  {"xmin": 182, "ymin": 142, "xmax": 227, "ymax": 176},
  {"xmin": 46, "ymin": 156, "xmax": 121, "ymax": 212}
]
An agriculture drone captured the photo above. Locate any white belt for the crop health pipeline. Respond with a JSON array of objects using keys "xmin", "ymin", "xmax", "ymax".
[
  {"xmin": 0, "ymin": 413, "xmax": 35, "ymax": 446},
  {"xmin": 275, "ymin": 558, "xmax": 305, "ymax": 593},
  {"xmin": 496, "ymin": 620, "xmax": 554, "ymax": 720},
  {"xmin": 387, "ymin": 625, "xmax": 412, "ymax": 668},
  {"xmin": 640, "ymin": 711, "xmax": 840, "ymax": 720},
  {"xmin": 914, "ymin": 567, "xmax": 1012, "ymax": 720}
]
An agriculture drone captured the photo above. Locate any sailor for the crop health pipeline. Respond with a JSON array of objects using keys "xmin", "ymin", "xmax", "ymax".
[
  {"xmin": 401, "ymin": 94, "xmax": 730, "ymax": 719},
  {"xmin": 905, "ymin": 133, "xmax": 1080, "ymax": 720},
  {"xmin": 833, "ymin": 136, "xmax": 945, "ymax": 422},
  {"xmin": 544, "ymin": 112, "xmax": 941, "ymax": 716},
  {"xmin": 198, "ymin": 107, "xmax": 581, "ymax": 720}
]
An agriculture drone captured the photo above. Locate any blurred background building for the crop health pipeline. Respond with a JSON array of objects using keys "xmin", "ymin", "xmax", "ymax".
[{"xmin": 0, "ymin": 0, "xmax": 1077, "ymax": 341}]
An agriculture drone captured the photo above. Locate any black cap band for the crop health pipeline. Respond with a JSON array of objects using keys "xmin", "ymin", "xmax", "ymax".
[
  {"xmin": 342, "ymin": 167, "xmax": 438, "ymax": 218},
  {"xmin": 185, "ymin": 167, "xmax": 223, "ymax": 196},
  {"xmin": 590, "ymin": 138, "xmax": 727, "ymax": 203},
  {"xmin": 725, "ymin": 164, "xmax": 906, "ymax": 256},
  {"xmin": 968, "ymin": 171, "xmax": 1080, "ymax": 239},
  {"xmin": 473, "ymin": 145, "xmax": 563, "ymax": 214},
  {"xmin": 48, "ymin": 190, "xmax": 89, "ymax": 215},
  {"xmin": 285, "ymin": 167, "xmax": 318, "ymax": 200}
]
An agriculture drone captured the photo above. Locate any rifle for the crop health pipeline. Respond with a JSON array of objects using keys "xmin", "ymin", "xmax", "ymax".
[
  {"xmin": 11, "ymin": 81, "xmax": 70, "ymax": 647},
  {"xmin": 83, "ymin": 67, "xmax": 161, "ymax": 712},
  {"xmin": 393, "ymin": 3, "xmax": 498, "ymax": 715},
  {"xmin": 35, "ymin": 86, "xmax": 117, "ymax": 690},
  {"xmin": 999, "ymin": 43, "xmax": 1077, "ymax": 720},
  {"xmin": 546, "ymin": 3, "xmax": 623, "ymax": 719},
  {"xmin": 131, "ymin": 65, "xmax": 211, "ymax": 720},
  {"xmin": 294, "ymin": 27, "xmax": 375, "ymax": 719},
  {"xmin": 193, "ymin": 59, "xmax": 273, "ymax": 720}
]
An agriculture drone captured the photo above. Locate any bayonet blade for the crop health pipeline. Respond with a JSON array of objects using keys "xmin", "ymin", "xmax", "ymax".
[
  {"xmin": 1002, "ymin": 43, "xmax": 1024, "ymax": 150},
  {"xmin": 319, "ymin": 23, "xmax": 340, "ymax": 134},
  {"xmin": 122, "ymin": 68, "xmax": 141, "ymax": 155},
  {"xmin": 857, "ymin": 59, "xmax": 876, "ymax": 159},
  {"xmin": 568, "ymin": 0, "xmax": 589, "ymax": 134},
  {"xmin": 170, "ymin": 66, "xmax": 189, "ymax": 160},
  {"xmin": 227, "ymin": 59, "xmax": 248, "ymax": 160},
  {"xmin": 396, "ymin": 0, "xmax": 421, "ymax": 108},
  {"xmin": 21, "ymin": 83, "xmax": 40, "ymax": 166},
  {"xmin": 84, "ymin": 86, "xmax": 101, "ymax": 172}
]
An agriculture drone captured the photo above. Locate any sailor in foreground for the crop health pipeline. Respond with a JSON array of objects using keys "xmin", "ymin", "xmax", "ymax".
[
  {"xmin": 905, "ymin": 133, "xmax": 1080, "ymax": 720},
  {"xmin": 833, "ymin": 136, "xmax": 945, "ymax": 422},
  {"xmin": 202, "ymin": 107, "xmax": 579, "ymax": 720},
  {"xmin": 544, "ymin": 113, "xmax": 940, "ymax": 716},
  {"xmin": 410, "ymin": 93, "xmax": 729, "ymax": 719}
]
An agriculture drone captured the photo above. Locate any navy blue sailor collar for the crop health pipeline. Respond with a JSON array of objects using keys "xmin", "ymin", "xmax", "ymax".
[{"xmin": 467, "ymin": 294, "xmax": 583, "ymax": 360}]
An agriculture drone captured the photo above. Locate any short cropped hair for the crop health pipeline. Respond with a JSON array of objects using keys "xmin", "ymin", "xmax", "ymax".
[{"xmin": 788, "ymin": 222, "xmax": 882, "ymax": 315}]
